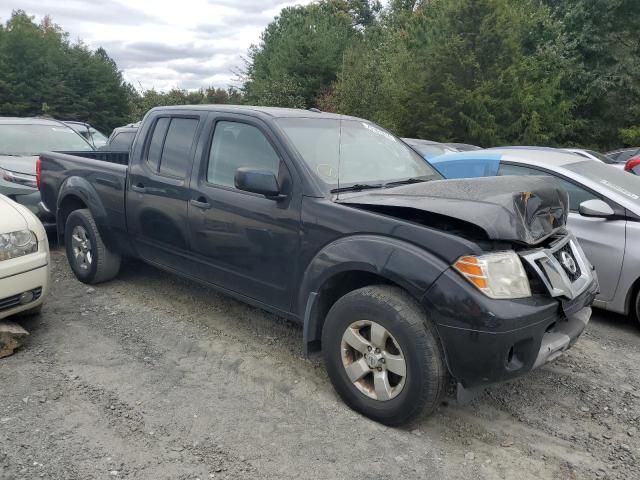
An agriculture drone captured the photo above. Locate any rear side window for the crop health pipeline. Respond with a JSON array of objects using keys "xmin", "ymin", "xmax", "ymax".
[
  {"xmin": 160, "ymin": 118, "xmax": 199, "ymax": 178},
  {"xmin": 207, "ymin": 121, "xmax": 280, "ymax": 188},
  {"xmin": 147, "ymin": 117, "xmax": 170, "ymax": 172}
]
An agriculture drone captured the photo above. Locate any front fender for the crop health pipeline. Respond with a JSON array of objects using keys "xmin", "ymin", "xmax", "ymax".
[{"xmin": 299, "ymin": 235, "xmax": 450, "ymax": 349}]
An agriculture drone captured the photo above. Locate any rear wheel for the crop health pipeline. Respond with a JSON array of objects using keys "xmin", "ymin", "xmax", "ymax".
[
  {"xmin": 322, "ymin": 285, "xmax": 447, "ymax": 426},
  {"xmin": 64, "ymin": 209, "xmax": 120, "ymax": 284},
  {"xmin": 634, "ymin": 290, "xmax": 640, "ymax": 326}
]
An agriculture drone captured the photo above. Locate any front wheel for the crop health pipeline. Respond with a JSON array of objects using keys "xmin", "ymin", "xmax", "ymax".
[
  {"xmin": 322, "ymin": 285, "xmax": 447, "ymax": 426},
  {"xmin": 64, "ymin": 209, "xmax": 121, "ymax": 284}
]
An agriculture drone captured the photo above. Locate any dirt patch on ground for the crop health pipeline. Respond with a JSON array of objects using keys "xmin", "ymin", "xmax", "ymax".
[{"xmin": 1, "ymin": 248, "xmax": 638, "ymax": 479}]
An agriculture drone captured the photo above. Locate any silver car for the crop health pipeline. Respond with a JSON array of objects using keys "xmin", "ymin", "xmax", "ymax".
[
  {"xmin": 0, "ymin": 117, "xmax": 94, "ymax": 228},
  {"xmin": 430, "ymin": 147, "xmax": 640, "ymax": 321}
]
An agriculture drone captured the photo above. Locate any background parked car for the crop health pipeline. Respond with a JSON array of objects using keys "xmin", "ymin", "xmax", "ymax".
[
  {"xmin": 564, "ymin": 148, "xmax": 622, "ymax": 165},
  {"xmin": 0, "ymin": 193, "xmax": 50, "ymax": 319},
  {"xmin": 0, "ymin": 117, "xmax": 94, "ymax": 228},
  {"xmin": 102, "ymin": 122, "xmax": 139, "ymax": 151},
  {"xmin": 625, "ymin": 156, "xmax": 640, "ymax": 175},
  {"xmin": 606, "ymin": 147, "xmax": 640, "ymax": 163},
  {"xmin": 428, "ymin": 148, "xmax": 640, "ymax": 322},
  {"xmin": 63, "ymin": 121, "xmax": 108, "ymax": 149},
  {"xmin": 402, "ymin": 138, "xmax": 458, "ymax": 158},
  {"xmin": 403, "ymin": 138, "xmax": 482, "ymax": 158}
]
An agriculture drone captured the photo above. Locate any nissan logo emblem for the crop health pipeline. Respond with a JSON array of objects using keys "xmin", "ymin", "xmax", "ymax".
[{"xmin": 560, "ymin": 251, "xmax": 578, "ymax": 275}]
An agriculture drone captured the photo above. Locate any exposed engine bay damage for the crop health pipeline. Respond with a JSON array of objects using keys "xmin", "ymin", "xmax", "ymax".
[{"xmin": 338, "ymin": 176, "xmax": 569, "ymax": 246}]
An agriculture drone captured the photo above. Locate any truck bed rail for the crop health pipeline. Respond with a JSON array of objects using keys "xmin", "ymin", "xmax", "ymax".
[{"xmin": 55, "ymin": 151, "xmax": 129, "ymax": 166}]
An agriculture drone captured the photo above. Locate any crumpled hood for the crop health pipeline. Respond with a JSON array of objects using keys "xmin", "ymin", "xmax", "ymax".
[
  {"xmin": 338, "ymin": 176, "xmax": 569, "ymax": 245},
  {"xmin": 0, "ymin": 155, "xmax": 37, "ymax": 175}
]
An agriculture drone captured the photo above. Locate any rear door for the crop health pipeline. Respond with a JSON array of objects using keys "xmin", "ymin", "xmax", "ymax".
[
  {"xmin": 498, "ymin": 162, "xmax": 626, "ymax": 301},
  {"xmin": 126, "ymin": 110, "xmax": 206, "ymax": 271}
]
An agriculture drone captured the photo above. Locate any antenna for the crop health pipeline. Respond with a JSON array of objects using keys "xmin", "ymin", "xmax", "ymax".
[{"xmin": 336, "ymin": 115, "xmax": 343, "ymax": 199}]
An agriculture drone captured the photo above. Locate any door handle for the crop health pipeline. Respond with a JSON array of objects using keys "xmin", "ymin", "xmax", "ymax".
[
  {"xmin": 190, "ymin": 198, "xmax": 211, "ymax": 210},
  {"xmin": 131, "ymin": 183, "xmax": 146, "ymax": 193}
]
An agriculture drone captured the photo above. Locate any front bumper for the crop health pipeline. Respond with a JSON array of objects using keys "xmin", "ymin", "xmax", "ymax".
[
  {"xmin": 0, "ymin": 250, "xmax": 50, "ymax": 320},
  {"xmin": 423, "ymin": 262, "xmax": 598, "ymax": 389}
]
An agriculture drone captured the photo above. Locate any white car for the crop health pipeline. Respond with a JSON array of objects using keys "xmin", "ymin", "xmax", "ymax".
[{"xmin": 0, "ymin": 193, "xmax": 50, "ymax": 319}]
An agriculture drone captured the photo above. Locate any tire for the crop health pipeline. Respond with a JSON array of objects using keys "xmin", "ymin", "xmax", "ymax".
[
  {"xmin": 634, "ymin": 290, "xmax": 640, "ymax": 326},
  {"xmin": 64, "ymin": 209, "xmax": 121, "ymax": 284},
  {"xmin": 322, "ymin": 285, "xmax": 447, "ymax": 426}
]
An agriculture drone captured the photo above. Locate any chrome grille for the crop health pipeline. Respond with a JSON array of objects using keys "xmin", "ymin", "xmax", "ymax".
[{"xmin": 520, "ymin": 234, "xmax": 594, "ymax": 300}]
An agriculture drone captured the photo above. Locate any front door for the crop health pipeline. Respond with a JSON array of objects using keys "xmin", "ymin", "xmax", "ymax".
[
  {"xmin": 187, "ymin": 115, "xmax": 301, "ymax": 311},
  {"xmin": 126, "ymin": 111, "xmax": 205, "ymax": 270}
]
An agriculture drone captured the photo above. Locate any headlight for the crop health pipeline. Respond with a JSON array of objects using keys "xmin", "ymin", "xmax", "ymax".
[
  {"xmin": 0, "ymin": 230, "xmax": 38, "ymax": 261},
  {"xmin": 1, "ymin": 169, "xmax": 38, "ymax": 188},
  {"xmin": 453, "ymin": 251, "xmax": 531, "ymax": 299}
]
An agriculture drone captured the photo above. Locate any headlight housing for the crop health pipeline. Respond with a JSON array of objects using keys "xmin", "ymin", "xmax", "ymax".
[
  {"xmin": 0, "ymin": 230, "xmax": 38, "ymax": 261},
  {"xmin": 454, "ymin": 251, "xmax": 531, "ymax": 299}
]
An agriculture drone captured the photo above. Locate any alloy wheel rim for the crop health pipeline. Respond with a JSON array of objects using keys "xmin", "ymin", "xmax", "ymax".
[
  {"xmin": 71, "ymin": 225, "xmax": 93, "ymax": 271},
  {"xmin": 340, "ymin": 320, "xmax": 407, "ymax": 401}
]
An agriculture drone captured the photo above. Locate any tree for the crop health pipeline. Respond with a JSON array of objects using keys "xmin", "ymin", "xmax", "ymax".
[
  {"xmin": 545, "ymin": 0, "xmax": 640, "ymax": 148},
  {"xmin": 0, "ymin": 10, "xmax": 132, "ymax": 133},
  {"xmin": 243, "ymin": 1, "xmax": 362, "ymax": 108}
]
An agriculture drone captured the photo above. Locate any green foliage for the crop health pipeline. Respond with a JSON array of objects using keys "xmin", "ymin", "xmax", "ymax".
[
  {"xmin": 0, "ymin": 11, "xmax": 131, "ymax": 133},
  {"xmin": 128, "ymin": 87, "xmax": 244, "ymax": 122},
  {"xmin": 243, "ymin": 1, "xmax": 359, "ymax": 108},
  {"xmin": 544, "ymin": 0, "xmax": 640, "ymax": 149},
  {"xmin": 250, "ymin": 0, "xmax": 640, "ymax": 150},
  {"xmin": 620, "ymin": 127, "xmax": 640, "ymax": 146}
]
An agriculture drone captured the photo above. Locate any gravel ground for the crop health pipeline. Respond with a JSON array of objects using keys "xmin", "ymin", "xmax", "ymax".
[{"xmin": 1, "ymin": 247, "xmax": 639, "ymax": 480}]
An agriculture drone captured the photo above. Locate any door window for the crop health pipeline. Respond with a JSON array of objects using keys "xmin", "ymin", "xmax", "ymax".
[
  {"xmin": 207, "ymin": 121, "xmax": 280, "ymax": 188},
  {"xmin": 147, "ymin": 117, "xmax": 170, "ymax": 172},
  {"xmin": 498, "ymin": 163, "xmax": 598, "ymax": 211},
  {"xmin": 159, "ymin": 118, "xmax": 199, "ymax": 178}
]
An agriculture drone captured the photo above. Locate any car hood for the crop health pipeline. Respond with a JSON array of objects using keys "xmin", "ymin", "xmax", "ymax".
[
  {"xmin": 337, "ymin": 176, "xmax": 569, "ymax": 245},
  {"xmin": 0, "ymin": 155, "xmax": 37, "ymax": 175},
  {"xmin": 0, "ymin": 194, "xmax": 28, "ymax": 232}
]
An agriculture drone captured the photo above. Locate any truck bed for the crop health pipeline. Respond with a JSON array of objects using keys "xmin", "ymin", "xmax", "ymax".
[{"xmin": 55, "ymin": 150, "xmax": 129, "ymax": 166}]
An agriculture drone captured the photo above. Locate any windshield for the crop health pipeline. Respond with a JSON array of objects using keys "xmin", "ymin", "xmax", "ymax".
[
  {"xmin": 276, "ymin": 118, "xmax": 441, "ymax": 188},
  {"xmin": 90, "ymin": 128, "xmax": 108, "ymax": 147},
  {"xmin": 565, "ymin": 160, "xmax": 640, "ymax": 206},
  {"xmin": 0, "ymin": 123, "xmax": 93, "ymax": 155}
]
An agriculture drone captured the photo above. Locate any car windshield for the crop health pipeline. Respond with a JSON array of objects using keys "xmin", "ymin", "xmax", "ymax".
[
  {"xmin": 276, "ymin": 118, "xmax": 441, "ymax": 188},
  {"xmin": 90, "ymin": 128, "xmax": 108, "ymax": 146},
  {"xmin": 565, "ymin": 160, "xmax": 640, "ymax": 206},
  {"xmin": 0, "ymin": 123, "xmax": 93, "ymax": 155}
]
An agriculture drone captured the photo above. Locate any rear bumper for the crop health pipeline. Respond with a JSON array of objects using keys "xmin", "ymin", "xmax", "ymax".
[{"xmin": 423, "ymin": 268, "xmax": 598, "ymax": 388}]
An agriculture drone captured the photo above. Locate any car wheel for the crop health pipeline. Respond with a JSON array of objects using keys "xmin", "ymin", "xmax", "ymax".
[
  {"xmin": 64, "ymin": 209, "xmax": 120, "ymax": 284},
  {"xmin": 635, "ymin": 289, "xmax": 640, "ymax": 326},
  {"xmin": 322, "ymin": 285, "xmax": 447, "ymax": 426}
]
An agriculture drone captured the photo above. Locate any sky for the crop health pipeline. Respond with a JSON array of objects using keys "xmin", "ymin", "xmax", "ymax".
[{"xmin": 0, "ymin": 0, "xmax": 314, "ymax": 92}]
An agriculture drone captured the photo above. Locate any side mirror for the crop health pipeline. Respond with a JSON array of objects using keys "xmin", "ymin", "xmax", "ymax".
[
  {"xmin": 235, "ymin": 168, "xmax": 283, "ymax": 199},
  {"xmin": 578, "ymin": 199, "xmax": 615, "ymax": 218}
]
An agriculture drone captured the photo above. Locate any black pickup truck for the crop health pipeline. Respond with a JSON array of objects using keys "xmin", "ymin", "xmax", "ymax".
[{"xmin": 39, "ymin": 106, "xmax": 598, "ymax": 425}]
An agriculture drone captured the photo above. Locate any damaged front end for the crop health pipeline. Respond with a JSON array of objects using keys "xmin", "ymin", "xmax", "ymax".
[{"xmin": 337, "ymin": 175, "xmax": 569, "ymax": 246}]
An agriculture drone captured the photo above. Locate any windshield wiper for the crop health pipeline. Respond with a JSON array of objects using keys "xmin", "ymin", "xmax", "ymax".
[
  {"xmin": 383, "ymin": 177, "xmax": 431, "ymax": 188},
  {"xmin": 330, "ymin": 183, "xmax": 384, "ymax": 193}
]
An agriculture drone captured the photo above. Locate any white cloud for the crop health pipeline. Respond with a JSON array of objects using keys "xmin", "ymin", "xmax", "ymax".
[{"xmin": 0, "ymin": 0, "xmax": 314, "ymax": 91}]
